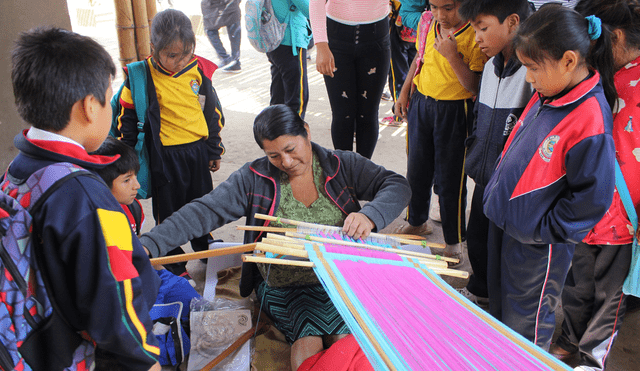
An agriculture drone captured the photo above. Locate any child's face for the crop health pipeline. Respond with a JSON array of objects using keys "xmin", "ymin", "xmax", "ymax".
[
  {"xmin": 155, "ymin": 40, "xmax": 194, "ymax": 73},
  {"xmin": 470, "ymin": 14, "xmax": 515, "ymax": 58},
  {"xmin": 86, "ymin": 84, "xmax": 114, "ymax": 152},
  {"xmin": 517, "ymin": 51, "xmax": 572, "ymax": 99},
  {"xmin": 429, "ymin": 0, "xmax": 463, "ymax": 30},
  {"xmin": 111, "ymin": 170, "xmax": 140, "ymax": 205}
]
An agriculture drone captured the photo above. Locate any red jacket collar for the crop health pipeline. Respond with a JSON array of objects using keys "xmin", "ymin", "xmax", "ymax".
[{"xmin": 22, "ymin": 129, "xmax": 119, "ymax": 165}]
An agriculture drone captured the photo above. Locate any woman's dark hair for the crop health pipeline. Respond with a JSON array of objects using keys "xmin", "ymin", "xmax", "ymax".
[
  {"xmin": 91, "ymin": 137, "xmax": 140, "ymax": 188},
  {"xmin": 11, "ymin": 27, "xmax": 115, "ymax": 132},
  {"xmin": 150, "ymin": 9, "xmax": 196, "ymax": 60},
  {"xmin": 513, "ymin": 4, "xmax": 617, "ymax": 109},
  {"xmin": 575, "ymin": 0, "xmax": 640, "ymax": 50},
  {"xmin": 253, "ymin": 105, "xmax": 308, "ymax": 148}
]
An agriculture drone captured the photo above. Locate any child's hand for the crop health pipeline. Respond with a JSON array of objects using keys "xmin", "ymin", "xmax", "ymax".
[
  {"xmin": 434, "ymin": 30, "xmax": 459, "ymax": 61},
  {"xmin": 395, "ymin": 91, "xmax": 410, "ymax": 120},
  {"xmin": 209, "ymin": 159, "xmax": 221, "ymax": 173}
]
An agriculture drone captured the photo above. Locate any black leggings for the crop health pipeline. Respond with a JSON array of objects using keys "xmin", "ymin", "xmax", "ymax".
[{"xmin": 324, "ymin": 17, "xmax": 390, "ymax": 159}]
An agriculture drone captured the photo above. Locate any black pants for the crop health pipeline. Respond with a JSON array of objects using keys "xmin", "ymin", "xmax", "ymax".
[
  {"xmin": 465, "ymin": 183, "xmax": 489, "ymax": 298},
  {"xmin": 555, "ymin": 242, "xmax": 631, "ymax": 370},
  {"xmin": 406, "ymin": 92, "xmax": 470, "ymax": 244},
  {"xmin": 267, "ymin": 44, "xmax": 309, "ymax": 119},
  {"xmin": 388, "ymin": 18, "xmax": 417, "ymax": 104},
  {"xmin": 152, "ymin": 139, "xmax": 213, "ymax": 275},
  {"xmin": 324, "ymin": 17, "xmax": 390, "ymax": 159}
]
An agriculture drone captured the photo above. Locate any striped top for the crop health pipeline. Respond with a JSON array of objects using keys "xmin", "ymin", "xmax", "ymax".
[{"xmin": 309, "ymin": 0, "xmax": 390, "ymax": 43}]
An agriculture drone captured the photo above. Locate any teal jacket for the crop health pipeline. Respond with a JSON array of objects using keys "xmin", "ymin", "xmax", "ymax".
[{"xmin": 272, "ymin": 0, "xmax": 312, "ymax": 56}]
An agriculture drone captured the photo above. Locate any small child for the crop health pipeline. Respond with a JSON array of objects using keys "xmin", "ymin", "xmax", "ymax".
[
  {"xmin": 455, "ymin": 0, "xmax": 534, "ymax": 306},
  {"xmin": 549, "ymin": 1, "xmax": 640, "ymax": 369},
  {"xmin": 92, "ymin": 137, "xmax": 201, "ymax": 369},
  {"xmin": 6, "ymin": 27, "xmax": 160, "ymax": 370},
  {"xmin": 395, "ymin": 0, "xmax": 487, "ymax": 262},
  {"xmin": 115, "ymin": 9, "xmax": 225, "ymax": 276},
  {"xmin": 482, "ymin": 4, "xmax": 617, "ymax": 350}
]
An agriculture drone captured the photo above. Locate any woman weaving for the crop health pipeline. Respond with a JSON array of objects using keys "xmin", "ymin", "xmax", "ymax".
[{"xmin": 139, "ymin": 104, "xmax": 411, "ymax": 369}]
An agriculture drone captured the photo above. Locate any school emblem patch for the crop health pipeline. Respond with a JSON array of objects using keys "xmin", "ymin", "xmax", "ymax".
[
  {"xmin": 190, "ymin": 79, "xmax": 200, "ymax": 95},
  {"xmin": 539, "ymin": 135, "xmax": 559, "ymax": 162}
]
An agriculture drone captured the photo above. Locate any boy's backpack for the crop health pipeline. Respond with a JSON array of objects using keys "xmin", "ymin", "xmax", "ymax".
[
  {"xmin": 245, "ymin": 0, "xmax": 286, "ymax": 53},
  {"xmin": 0, "ymin": 162, "xmax": 99, "ymax": 371},
  {"xmin": 110, "ymin": 60, "xmax": 153, "ymax": 200}
]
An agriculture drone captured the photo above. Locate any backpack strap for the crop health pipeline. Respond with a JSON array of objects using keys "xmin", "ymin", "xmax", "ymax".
[
  {"xmin": 414, "ymin": 11, "xmax": 434, "ymax": 78},
  {"xmin": 127, "ymin": 199, "xmax": 143, "ymax": 235},
  {"xmin": 127, "ymin": 60, "xmax": 149, "ymax": 130}
]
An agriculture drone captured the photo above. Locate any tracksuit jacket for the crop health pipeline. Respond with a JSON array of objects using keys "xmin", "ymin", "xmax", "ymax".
[
  {"xmin": 465, "ymin": 53, "xmax": 533, "ymax": 187},
  {"xmin": 6, "ymin": 131, "xmax": 161, "ymax": 370},
  {"xmin": 139, "ymin": 142, "xmax": 411, "ymax": 297},
  {"xmin": 483, "ymin": 71, "xmax": 615, "ymax": 245}
]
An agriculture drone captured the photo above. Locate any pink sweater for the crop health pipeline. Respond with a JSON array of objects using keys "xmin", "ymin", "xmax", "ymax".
[{"xmin": 309, "ymin": 0, "xmax": 390, "ymax": 43}]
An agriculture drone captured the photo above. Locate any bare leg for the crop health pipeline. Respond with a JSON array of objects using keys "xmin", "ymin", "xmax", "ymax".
[{"xmin": 291, "ymin": 336, "xmax": 324, "ymax": 370}]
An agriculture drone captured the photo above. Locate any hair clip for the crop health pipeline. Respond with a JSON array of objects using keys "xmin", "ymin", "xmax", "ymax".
[{"xmin": 585, "ymin": 15, "xmax": 602, "ymax": 40}]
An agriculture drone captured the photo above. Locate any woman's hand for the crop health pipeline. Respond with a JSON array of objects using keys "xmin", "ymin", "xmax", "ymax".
[
  {"xmin": 342, "ymin": 213, "xmax": 375, "ymax": 241},
  {"xmin": 434, "ymin": 30, "xmax": 459, "ymax": 62},
  {"xmin": 315, "ymin": 42, "xmax": 336, "ymax": 77},
  {"xmin": 209, "ymin": 159, "xmax": 221, "ymax": 173}
]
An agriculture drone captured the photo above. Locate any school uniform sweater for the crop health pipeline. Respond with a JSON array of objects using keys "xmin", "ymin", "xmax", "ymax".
[
  {"xmin": 7, "ymin": 130, "xmax": 161, "ymax": 370},
  {"xmin": 483, "ymin": 71, "xmax": 615, "ymax": 245}
]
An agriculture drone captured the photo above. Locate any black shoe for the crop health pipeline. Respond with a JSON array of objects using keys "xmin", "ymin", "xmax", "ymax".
[{"xmin": 222, "ymin": 60, "xmax": 241, "ymax": 73}]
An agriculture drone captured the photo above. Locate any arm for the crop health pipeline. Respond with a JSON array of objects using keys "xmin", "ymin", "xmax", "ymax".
[
  {"xmin": 140, "ymin": 165, "xmax": 252, "ymax": 257},
  {"xmin": 200, "ymin": 68, "xmax": 225, "ymax": 170},
  {"xmin": 115, "ymin": 76, "xmax": 141, "ymax": 148},
  {"xmin": 434, "ymin": 30, "xmax": 481, "ymax": 96},
  {"xmin": 309, "ymin": 0, "xmax": 336, "ymax": 76},
  {"xmin": 394, "ymin": 54, "xmax": 419, "ymax": 120},
  {"xmin": 398, "ymin": 0, "xmax": 428, "ymax": 30}
]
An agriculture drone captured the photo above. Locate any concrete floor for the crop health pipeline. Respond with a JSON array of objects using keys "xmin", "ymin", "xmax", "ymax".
[{"xmin": 73, "ymin": 7, "xmax": 639, "ymax": 369}]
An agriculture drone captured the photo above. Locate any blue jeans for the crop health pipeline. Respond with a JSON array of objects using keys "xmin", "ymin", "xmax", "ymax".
[{"xmin": 206, "ymin": 21, "xmax": 241, "ymax": 65}]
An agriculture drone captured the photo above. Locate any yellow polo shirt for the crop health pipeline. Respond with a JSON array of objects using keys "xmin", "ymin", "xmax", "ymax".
[{"xmin": 414, "ymin": 21, "xmax": 487, "ymax": 100}]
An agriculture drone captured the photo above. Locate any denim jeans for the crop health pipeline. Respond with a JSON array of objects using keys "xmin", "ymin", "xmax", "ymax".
[{"xmin": 206, "ymin": 21, "xmax": 241, "ymax": 65}]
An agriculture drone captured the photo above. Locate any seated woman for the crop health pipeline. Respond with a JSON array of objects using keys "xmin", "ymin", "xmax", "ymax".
[{"xmin": 140, "ymin": 104, "xmax": 411, "ymax": 369}]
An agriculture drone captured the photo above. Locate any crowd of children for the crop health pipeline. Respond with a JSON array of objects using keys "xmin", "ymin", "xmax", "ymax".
[{"xmin": 2, "ymin": 0, "xmax": 639, "ymax": 370}]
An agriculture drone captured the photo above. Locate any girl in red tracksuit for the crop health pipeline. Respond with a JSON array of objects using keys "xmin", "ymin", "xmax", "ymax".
[{"xmin": 482, "ymin": 4, "xmax": 617, "ymax": 350}]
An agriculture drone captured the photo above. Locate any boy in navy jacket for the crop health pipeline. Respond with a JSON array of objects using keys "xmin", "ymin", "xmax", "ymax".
[{"xmin": 6, "ymin": 27, "xmax": 161, "ymax": 371}]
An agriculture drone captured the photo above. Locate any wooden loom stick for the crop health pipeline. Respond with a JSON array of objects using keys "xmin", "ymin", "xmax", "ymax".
[
  {"xmin": 149, "ymin": 243, "xmax": 256, "ymax": 265},
  {"xmin": 257, "ymin": 238, "xmax": 448, "ymax": 270},
  {"xmin": 199, "ymin": 321, "xmax": 268, "ymax": 371},
  {"xmin": 243, "ymin": 255, "xmax": 315, "ymax": 267},
  {"xmin": 237, "ymin": 225, "xmax": 427, "ymax": 241},
  {"xmin": 285, "ymin": 232, "xmax": 459, "ymax": 264},
  {"xmin": 254, "ymin": 213, "xmax": 440, "ymax": 248}
]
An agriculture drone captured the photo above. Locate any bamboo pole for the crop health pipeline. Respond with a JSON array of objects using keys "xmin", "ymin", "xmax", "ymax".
[
  {"xmin": 243, "ymin": 255, "xmax": 315, "ymax": 267},
  {"xmin": 114, "ymin": 0, "xmax": 138, "ymax": 67},
  {"xmin": 237, "ymin": 225, "xmax": 427, "ymax": 241},
  {"xmin": 131, "ymin": 0, "xmax": 151, "ymax": 60},
  {"xmin": 254, "ymin": 213, "xmax": 439, "ymax": 248},
  {"xmin": 145, "ymin": 0, "xmax": 157, "ymax": 28},
  {"xmin": 149, "ymin": 243, "xmax": 256, "ymax": 265}
]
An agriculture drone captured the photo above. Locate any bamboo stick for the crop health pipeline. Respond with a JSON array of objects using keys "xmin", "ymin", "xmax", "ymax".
[
  {"xmin": 149, "ymin": 243, "xmax": 256, "ymax": 265},
  {"xmin": 200, "ymin": 321, "xmax": 268, "ymax": 371},
  {"xmin": 237, "ymin": 225, "xmax": 427, "ymax": 241},
  {"xmin": 145, "ymin": 0, "xmax": 157, "ymax": 28},
  {"xmin": 131, "ymin": 0, "xmax": 151, "ymax": 60},
  {"xmin": 285, "ymin": 232, "xmax": 458, "ymax": 264},
  {"xmin": 254, "ymin": 213, "xmax": 440, "ymax": 248},
  {"xmin": 114, "ymin": 0, "xmax": 138, "ymax": 67},
  {"xmin": 243, "ymin": 255, "xmax": 315, "ymax": 267},
  {"xmin": 430, "ymin": 268, "xmax": 469, "ymax": 279}
]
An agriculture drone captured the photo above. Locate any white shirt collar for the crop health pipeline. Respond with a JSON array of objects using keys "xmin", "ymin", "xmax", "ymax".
[{"xmin": 26, "ymin": 127, "xmax": 85, "ymax": 150}]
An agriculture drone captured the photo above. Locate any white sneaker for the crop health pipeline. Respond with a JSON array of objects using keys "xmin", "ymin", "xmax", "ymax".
[
  {"xmin": 456, "ymin": 287, "xmax": 489, "ymax": 308},
  {"xmin": 429, "ymin": 194, "xmax": 441, "ymax": 222}
]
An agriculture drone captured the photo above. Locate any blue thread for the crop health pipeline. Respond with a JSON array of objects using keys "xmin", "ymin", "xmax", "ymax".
[{"xmin": 585, "ymin": 15, "xmax": 602, "ymax": 40}]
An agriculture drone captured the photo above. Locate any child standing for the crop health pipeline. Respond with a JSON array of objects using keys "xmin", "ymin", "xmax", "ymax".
[
  {"xmin": 6, "ymin": 27, "xmax": 160, "ymax": 370},
  {"xmin": 549, "ymin": 1, "xmax": 640, "ymax": 369},
  {"xmin": 116, "ymin": 9, "xmax": 225, "ymax": 276},
  {"xmin": 456, "ymin": 0, "xmax": 534, "ymax": 306},
  {"xmin": 395, "ymin": 0, "xmax": 487, "ymax": 261},
  {"xmin": 482, "ymin": 4, "xmax": 617, "ymax": 349}
]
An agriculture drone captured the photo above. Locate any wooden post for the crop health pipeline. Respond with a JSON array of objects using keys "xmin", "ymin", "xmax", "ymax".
[
  {"xmin": 113, "ymin": 0, "xmax": 137, "ymax": 67},
  {"xmin": 131, "ymin": 0, "xmax": 151, "ymax": 60},
  {"xmin": 145, "ymin": 0, "xmax": 157, "ymax": 29}
]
